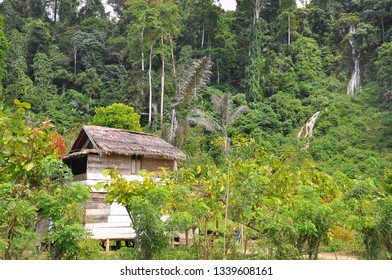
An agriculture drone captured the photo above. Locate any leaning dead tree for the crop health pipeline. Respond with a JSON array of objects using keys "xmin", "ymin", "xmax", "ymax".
[{"xmin": 298, "ymin": 111, "xmax": 320, "ymax": 149}]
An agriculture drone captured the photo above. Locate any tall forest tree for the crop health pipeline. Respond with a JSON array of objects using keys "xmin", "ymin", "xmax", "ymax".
[
  {"xmin": 0, "ymin": 15, "xmax": 8, "ymax": 89},
  {"xmin": 156, "ymin": 0, "xmax": 180, "ymax": 124},
  {"xmin": 178, "ymin": 0, "xmax": 221, "ymax": 49},
  {"xmin": 126, "ymin": 0, "xmax": 160, "ymax": 125}
]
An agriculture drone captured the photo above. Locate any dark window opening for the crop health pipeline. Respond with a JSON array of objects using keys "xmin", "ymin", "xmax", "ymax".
[{"xmin": 66, "ymin": 155, "xmax": 88, "ymax": 175}]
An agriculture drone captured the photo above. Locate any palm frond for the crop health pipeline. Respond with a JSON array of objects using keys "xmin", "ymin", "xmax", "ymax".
[
  {"xmin": 187, "ymin": 109, "xmax": 223, "ymax": 134},
  {"xmin": 212, "ymin": 93, "xmax": 233, "ymax": 125},
  {"xmin": 227, "ymin": 105, "xmax": 250, "ymax": 125},
  {"xmin": 173, "ymin": 56, "xmax": 212, "ymax": 109}
]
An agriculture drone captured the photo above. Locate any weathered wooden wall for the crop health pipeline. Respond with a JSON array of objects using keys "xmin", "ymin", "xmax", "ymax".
[
  {"xmin": 87, "ymin": 154, "xmax": 133, "ymax": 175},
  {"xmin": 81, "ymin": 154, "xmax": 175, "ymax": 242},
  {"xmin": 87, "ymin": 154, "xmax": 174, "ymax": 175},
  {"xmin": 142, "ymin": 158, "xmax": 174, "ymax": 172},
  {"xmin": 85, "ymin": 192, "xmax": 110, "ymax": 223}
]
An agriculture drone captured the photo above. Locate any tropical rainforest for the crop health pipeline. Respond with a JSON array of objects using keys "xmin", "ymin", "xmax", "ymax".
[{"xmin": 0, "ymin": 0, "xmax": 391, "ymax": 260}]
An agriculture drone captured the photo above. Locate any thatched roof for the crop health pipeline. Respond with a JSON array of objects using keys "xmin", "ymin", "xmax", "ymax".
[{"xmin": 64, "ymin": 125, "xmax": 186, "ymax": 160}]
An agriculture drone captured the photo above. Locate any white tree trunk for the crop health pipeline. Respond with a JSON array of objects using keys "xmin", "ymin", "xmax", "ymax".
[
  {"xmin": 170, "ymin": 109, "xmax": 177, "ymax": 144},
  {"xmin": 160, "ymin": 36, "xmax": 165, "ymax": 124},
  {"xmin": 141, "ymin": 27, "xmax": 145, "ymax": 71},
  {"xmin": 169, "ymin": 34, "xmax": 176, "ymax": 78},
  {"xmin": 217, "ymin": 62, "xmax": 220, "ymax": 85},
  {"xmin": 201, "ymin": 24, "xmax": 205, "ymax": 48},
  {"xmin": 288, "ymin": 11, "xmax": 291, "ymax": 45},
  {"xmin": 148, "ymin": 44, "xmax": 153, "ymax": 124},
  {"xmin": 73, "ymin": 46, "xmax": 77, "ymax": 75},
  {"xmin": 54, "ymin": 0, "xmax": 58, "ymax": 23},
  {"xmin": 252, "ymin": 0, "xmax": 263, "ymax": 26}
]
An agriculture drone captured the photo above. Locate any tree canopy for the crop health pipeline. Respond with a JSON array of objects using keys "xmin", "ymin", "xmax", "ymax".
[{"xmin": 91, "ymin": 103, "xmax": 142, "ymax": 131}]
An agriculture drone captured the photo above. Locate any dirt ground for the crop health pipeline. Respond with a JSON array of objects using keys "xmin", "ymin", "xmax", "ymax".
[{"xmin": 317, "ymin": 252, "xmax": 357, "ymax": 260}]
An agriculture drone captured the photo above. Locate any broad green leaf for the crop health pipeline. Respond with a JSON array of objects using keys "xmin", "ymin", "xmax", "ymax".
[
  {"xmin": 25, "ymin": 162, "xmax": 35, "ymax": 171},
  {"xmin": 20, "ymin": 102, "xmax": 31, "ymax": 109}
]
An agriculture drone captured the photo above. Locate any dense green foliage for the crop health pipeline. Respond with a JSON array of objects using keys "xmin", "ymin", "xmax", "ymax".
[
  {"xmin": 0, "ymin": 101, "xmax": 90, "ymax": 260},
  {"xmin": 0, "ymin": 0, "xmax": 391, "ymax": 259},
  {"xmin": 100, "ymin": 169, "xmax": 170, "ymax": 260},
  {"xmin": 91, "ymin": 103, "xmax": 142, "ymax": 131},
  {"xmin": 103, "ymin": 140, "xmax": 391, "ymax": 260}
]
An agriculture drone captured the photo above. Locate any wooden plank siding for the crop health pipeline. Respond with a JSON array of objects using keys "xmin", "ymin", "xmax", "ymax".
[
  {"xmin": 87, "ymin": 154, "xmax": 174, "ymax": 176},
  {"xmin": 87, "ymin": 154, "xmax": 134, "ymax": 176},
  {"xmin": 85, "ymin": 193, "xmax": 110, "ymax": 223},
  {"xmin": 82, "ymin": 154, "xmax": 175, "ymax": 241},
  {"xmin": 142, "ymin": 157, "xmax": 174, "ymax": 172}
]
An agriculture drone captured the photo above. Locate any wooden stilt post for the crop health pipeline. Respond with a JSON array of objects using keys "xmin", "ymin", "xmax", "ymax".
[{"xmin": 106, "ymin": 239, "xmax": 110, "ymax": 252}]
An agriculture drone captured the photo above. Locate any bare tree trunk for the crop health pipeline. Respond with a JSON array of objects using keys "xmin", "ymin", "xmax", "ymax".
[
  {"xmin": 54, "ymin": 0, "xmax": 58, "ymax": 23},
  {"xmin": 252, "ymin": 0, "xmax": 263, "ymax": 26},
  {"xmin": 223, "ymin": 144, "xmax": 230, "ymax": 259},
  {"xmin": 169, "ymin": 34, "xmax": 177, "ymax": 78},
  {"xmin": 148, "ymin": 44, "xmax": 153, "ymax": 124},
  {"xmin": 152, "ymin": 104, "xmax": 157, "ymax": 133},
  {"xmin": 170, "ymin": 109, "xmax": 177, "ymax": 144},
  {"xmin": 160, "ymin": 36, "xmax": 165, "ymax": 124},
  {"xmin": 201, "ymin": 24, "xmax": 205, "ymax": 48},
  {"xmin": 217, "ymin": 62, "xmax": 220, "ymax": 85},
  {"xmin": 224, "ymin": 135, "xmax": 231, "ymax": 156},
  {"xmin": 141, "ymin": 27, "xmax": 145, "ymax": 71},
  {"xmin": 73, "ymin": 46, "xmax": 77, "ymax": 75},
  {"xmin": 288, "ymin": 11, "xmax": 291, "ymax": 45}
]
